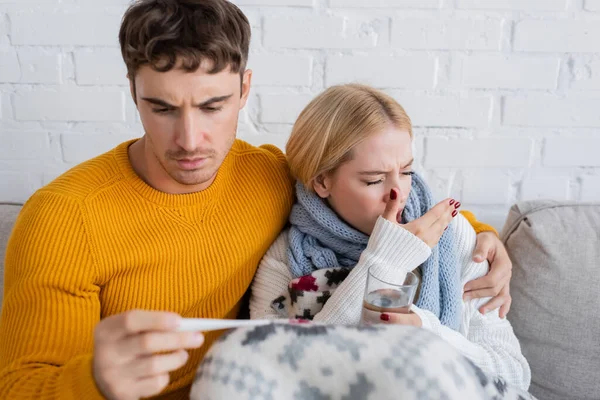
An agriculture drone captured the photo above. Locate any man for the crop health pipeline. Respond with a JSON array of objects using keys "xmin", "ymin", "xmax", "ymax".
[{"xmin": 0, "ymin": 1, "xmax": 512, "ymax": 399}]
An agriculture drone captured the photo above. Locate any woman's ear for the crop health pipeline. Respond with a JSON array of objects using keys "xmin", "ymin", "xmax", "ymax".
[{"xmin": 312, "ymin": 174, "xmax": 331, "ymax": 199}]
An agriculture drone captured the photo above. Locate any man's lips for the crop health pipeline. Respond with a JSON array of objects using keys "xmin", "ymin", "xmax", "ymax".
[{"xmin": 175, "ymin": 158, "xmax": 207, "ymax": 170}]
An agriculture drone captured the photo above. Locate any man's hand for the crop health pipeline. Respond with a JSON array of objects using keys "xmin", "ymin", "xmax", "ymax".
[
  {"xmin": 464, "ymin": 231, "xmax": 513, "ymax": 318},
  {"xmin": 93, "ymin": 310, "xmax": 204, "ymax": 400}
]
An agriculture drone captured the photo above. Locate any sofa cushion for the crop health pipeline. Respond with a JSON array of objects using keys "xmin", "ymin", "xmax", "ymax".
[
  {"xmin": 501, "ymin": 201, "xmax": 600, "ymax": 400},
  {"xmin": 0, "ymin": 204, "xmax": 22, "ymax": 309}
]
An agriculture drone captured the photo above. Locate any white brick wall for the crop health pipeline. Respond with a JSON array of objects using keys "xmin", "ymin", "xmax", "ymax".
[
  {"xmin": 0, "ymin": 0, "xmax": 598, "ymax": 229},
  {"xmin": 581, "ymin": 176, "xmax": 600, "ymax": 201},
  {"xmin": 457, "ymin": 0, "xmax": 568, "ymax": 11},
  {"xmin": 392, "ymin": 18, "xmax": 503, "ymax": 51},
  {"xmin": 585, "ymin": 0, "xmax": 600, "ymax": 11}
]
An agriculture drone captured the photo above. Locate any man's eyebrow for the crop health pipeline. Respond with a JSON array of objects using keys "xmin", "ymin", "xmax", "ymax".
[
  {"xmin": 141, "ymin": 94, "xmax": 234, "ymax": 108},
  {"xmin": 197, "ymin": 94, "xmax": 233, "ymax": 107},
  {"xmin": 141, "ymin": 97, "xmax": 174, "ymax": 108}
]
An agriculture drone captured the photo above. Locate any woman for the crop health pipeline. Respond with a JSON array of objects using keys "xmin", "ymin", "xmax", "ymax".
[{"xmin": 249, "ymin": 84, "xmax": 530, "ymax": 389}]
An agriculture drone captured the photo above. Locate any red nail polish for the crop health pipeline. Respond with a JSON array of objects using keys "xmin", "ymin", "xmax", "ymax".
[
  {"xmin": 455, "ymin": 202, "xmax": 461, "ymax": 209},
  {"xmin": 449, "ymin": 199, "xmax": 455, "ymax": 205},
  {"xmin": 452, "ymin": 210, "xmax": 458, "ymax": 217},
  {"xmin": 390, "ymin": 189, "xmax": 397, "ymax": 200},
  {"xmin": 380, "ymin": 313, "xmax": 390, "ymax": 321}
]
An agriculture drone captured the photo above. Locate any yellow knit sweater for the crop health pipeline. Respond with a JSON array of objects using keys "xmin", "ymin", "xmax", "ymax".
[
  {"xmin": 0, "ymin": 139, "xmax": 495, "ymax": 399},
  {"xmin": 0, "ymin": 139, "xmax": 294, "ymax": 399}
]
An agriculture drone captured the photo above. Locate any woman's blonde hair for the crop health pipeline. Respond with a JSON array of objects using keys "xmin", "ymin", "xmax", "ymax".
[{"xmin": 286, "ymin": 83, "xmax": 413, "ymax": 190}]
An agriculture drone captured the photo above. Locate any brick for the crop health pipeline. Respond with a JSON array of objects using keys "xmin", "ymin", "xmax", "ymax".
[
  {"xmin": 260, "ymin": 94, "xmax": 313, "ymax": 124},
  {"xmin": 424, "ymin": 138, "xmax": 533, "ymax": 168},
  {"xmin": 11, "ymin": 12, "xmax": 120, "ymax": 46},
  {"xmin": 264, "ymin": 16, "xmax": 388, "ymax": 49},
  {"xmin": 14, "ymin": 90, "xmax": 126, "ymax": 122},
  {"xmin": 392, "ymin": 18, "xmax": 502, "ymax": 50},
  {"xmin": 74, "ymin": 0, "xmax": 142, "ymax": 3},
  {"xmin": 461, "ymin": 55, "xmax": 559, "ymax": 89},
  {"xmin": 419, "ymin": 169, "xmax": 454, "ymax": 200},
  {"xmin": 514, "ymin": 20, "xmax": 600, "ymax": 53},
  {"xmin": 457, "ymin": 0, "xmax": 567, "ymax": 10},
  {"xmin": 462, "ymin": 171, "xmax": 511, "ymax": 205},
  {"xmin": 571, "ymin": 57, "xmax": 600, "ymax": 90},
  {"xmin": 329, "ymin": 0, "xmax": 441, "ymax": 8},
  {"xmin": 61, "ymin": 134, "xmax": 134, "ymax": 164},
  {"xmin": 232, "ymin": 0, "xmax": 313, "ymax": 5},
  {"xmin": 0, "ymin": 13, "xmax": 8, "ymax": 37},
  {"xmin": 0, "ymin": 48, "xmax": 20, "ymax": 83},
  {"xmin": 249, "ymin": 54, "xmax": 312, "ymax": 87},
  {"xmin": 504, "ymin": 96, "xmax": 600, "ymax": 127},
  {"xmin": 18, "ymin": 48, "xmax": 61, "ymax": 84},
  {"xmin": 0, "ymin": 172, "xmax": 37, "ymax": 204},
  {"xmin": 581, "ymin": 176, "xmax": 600, "ymax": 201},
  {"xmin": 0, "ymin": 0, "xmax": 59, "ymax": 2},
  {"xmin": 0, "ymin": 131, "xmax": 50, "ymax": 160},
  {"xmin": 75, "ymin": 49, "xmax": 128, "ymax": 86},
  {"xmin": 396, "ymin": 94, "xmax": 491, "ymax": 127},
  {"xmin": 521, "ymin": 176, "xmax": 570, "ymax": 201},
  {"xmin": 326, "ymin": 55, "xmax": 436, "ymax": 89},
  {"xmin": 584, "ymin": 0, "xmax": 600, "ymax": 11},
  {"xmin": 543, "ymin": 137, "xmax": 600, "ymax": 167},
  {"xmin": 461, "ymin": 206, "xmax": 509, "ymax": 232}
]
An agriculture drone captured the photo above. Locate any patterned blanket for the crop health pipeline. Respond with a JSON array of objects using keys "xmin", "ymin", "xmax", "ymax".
[{"xmin": 191, "ymin": 322, "xmax": 535, "ymax": 400}]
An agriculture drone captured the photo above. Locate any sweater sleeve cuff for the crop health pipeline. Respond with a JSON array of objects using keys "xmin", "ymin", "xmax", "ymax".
[
  {"xmin": 410, "ymin": 304, "xmax": 440, "ymax": 332},
  {"xmin": 361, "ymin": 217, "xmax": 432, "ymax": 280},
  {"xmin": 58, "ymin": 354, "xmax": 106, "ymax": 400}
]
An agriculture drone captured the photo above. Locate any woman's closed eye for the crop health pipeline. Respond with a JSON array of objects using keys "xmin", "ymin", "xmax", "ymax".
[
  {"xmin": 366, "ymin": 179, "xmax": 384, "ymax": 186},
  {"xmin": 366, "ymin": 171, "xmax": 413, "ymax": 186}
]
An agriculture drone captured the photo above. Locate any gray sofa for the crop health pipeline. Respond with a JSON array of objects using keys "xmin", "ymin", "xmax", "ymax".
[{"xmin": 1, "ymin": 201, "xmax": 599, "ymax": 399}]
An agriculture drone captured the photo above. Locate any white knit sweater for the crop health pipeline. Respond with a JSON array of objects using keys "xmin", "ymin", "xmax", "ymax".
[{"xmin": 250, "ymin": 214, "xmax": 531, "ymax": 391}]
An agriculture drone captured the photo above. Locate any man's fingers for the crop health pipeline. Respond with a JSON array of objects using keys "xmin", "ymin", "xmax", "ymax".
[
  {"xmin": 472, "ymin": 233, "xmax": 494, "ymax": 262},
  {"xmin": 479, "ymin": 293, "xmax": 511, "ymax": 317},
  {"xmin": 128, "ymin": 350, "xmax": 189, "ymax": 380},
  {"xmin": 133, "ymin": 373, "xmax": 171, "ymax": 399},
  {"xmin": 463, "ymin": 286, "xmax": 504, "ymax": 301},
  {"xmin": 463, "ymin": 266, "xmax": 509, "ymax": 293},
  {"xmin": 477, "ymin": 294, "xmax": 509, "ymax": 315},
  {"xmin": 96, "ymin": 310, "xmax": 182, "ymax": 342},
  {"xmin": 499, "ymin": 301, "xmax": 512, "ymax": 319},
  {"xmin": 118, "ymin": 331, "xmax": 204, "ymax": 358}
]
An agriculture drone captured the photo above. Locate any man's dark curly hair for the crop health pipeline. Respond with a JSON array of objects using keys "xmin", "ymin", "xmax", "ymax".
[{"xmin": 119, "ymin": 0, "xmax": 250, "ymax": 91}]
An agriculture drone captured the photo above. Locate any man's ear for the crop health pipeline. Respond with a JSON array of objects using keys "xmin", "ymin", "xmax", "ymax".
[
  {"xmin": 312, "ymin": 174, "xmax": 331, "ymax": 199},
  {"xmin": 128, "ymin": 75, "xmax": 137, "ymax": 106},
  {"xmin": 239, "ymin": 69, "xmax": 252, "ymax": 109}
]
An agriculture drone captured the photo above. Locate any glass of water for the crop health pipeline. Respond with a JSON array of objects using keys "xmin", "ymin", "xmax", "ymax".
[{"xmin": 361, "ymin": 267, "xmax": 419, "ymax": 325}]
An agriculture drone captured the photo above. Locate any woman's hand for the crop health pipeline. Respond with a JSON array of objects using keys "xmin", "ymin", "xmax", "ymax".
[
  {"xmin": 382, "ymin": 188, "xmax": 461, "ymax": 248},
  {"xmin": 362, "ymin": 307, "xmax": 423, "ymax": 327}
]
